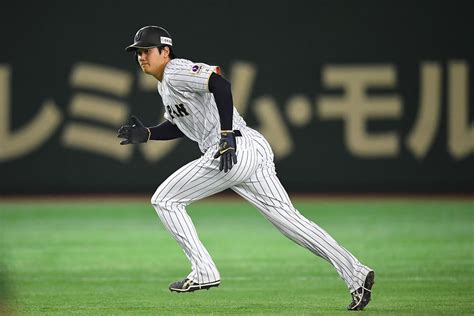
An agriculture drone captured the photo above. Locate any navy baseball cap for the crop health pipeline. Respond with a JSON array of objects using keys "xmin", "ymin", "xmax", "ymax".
[{"xmin": 125, "ymin": 26, "xmax": 173, "ymax": 51}]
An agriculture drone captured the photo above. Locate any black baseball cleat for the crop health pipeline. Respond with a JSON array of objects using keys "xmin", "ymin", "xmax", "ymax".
[
  {"xmin": 169, "ymin": 278, "xmax": 220, "ymax": 293},
  {"xmin": 347, "ymin": 271, "xmax": 375, "ymax": 311}
]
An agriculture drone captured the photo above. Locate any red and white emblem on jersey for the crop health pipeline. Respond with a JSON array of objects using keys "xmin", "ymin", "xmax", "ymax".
[{"xmin": 190, "ymin": 64, "xmax": 202, "ymax": 74}]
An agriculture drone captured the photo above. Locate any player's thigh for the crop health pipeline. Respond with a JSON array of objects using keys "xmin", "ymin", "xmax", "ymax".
[
  {"xmin": 152, "ymin": 152, "xmax": 256, "ymax": 206},
  {"xmin": 231, "ymin": 167, "xmax": 294, "ymax": 214}
]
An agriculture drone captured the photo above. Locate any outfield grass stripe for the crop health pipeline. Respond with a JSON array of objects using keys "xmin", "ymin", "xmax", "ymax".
[{"xmin": 0, "ymin": 199, "xmax": 473, "ymax": 315}]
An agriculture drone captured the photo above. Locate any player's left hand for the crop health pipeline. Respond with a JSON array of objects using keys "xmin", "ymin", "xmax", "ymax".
[
  {"xmin": 117, "ymin": 115, "xmax": 150, "ymax": 145},
  {"xmin": 214, "ymin": 131, "xmax": 238, "ymax": 172}
]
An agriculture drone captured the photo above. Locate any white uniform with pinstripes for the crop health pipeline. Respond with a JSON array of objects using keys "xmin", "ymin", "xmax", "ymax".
[{"xmin": 151, "ymin": 58, "xmax": 372, "ymax": 293}]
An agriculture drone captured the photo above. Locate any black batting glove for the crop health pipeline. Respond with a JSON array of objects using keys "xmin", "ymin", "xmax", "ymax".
[
  {"xmin": 213, "ymin": 131, "xmax": 238, "ymax": 172},
  {"xmin": 117, "ymin": 115, "xmax": 150, "ymax": 145}
]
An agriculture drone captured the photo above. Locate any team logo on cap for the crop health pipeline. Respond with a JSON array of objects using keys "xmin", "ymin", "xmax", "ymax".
[
  {"xmin": 160, "ymin": 36, "xmax": 172, "ymax": 46},
  {"xmin": 135, "ymin": 30, "xmax": 142, "ymax": 41}
]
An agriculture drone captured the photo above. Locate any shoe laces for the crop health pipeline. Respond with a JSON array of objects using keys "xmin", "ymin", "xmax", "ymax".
[
  {"xmin": 183, "ymin": 279, "xmax": 193, "ymax": 289},
  {"xmin": 351, "ymin": 289, "xmax": 363, "ymax": 303},
  {"xmin": 351, "ymin": 285, "xmax": 371, "ymax": 303}
]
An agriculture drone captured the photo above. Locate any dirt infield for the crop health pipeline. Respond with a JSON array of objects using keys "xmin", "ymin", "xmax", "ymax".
[{"xmin": 1, "ymin": 191, "xmax": 473, "ymax": 203}]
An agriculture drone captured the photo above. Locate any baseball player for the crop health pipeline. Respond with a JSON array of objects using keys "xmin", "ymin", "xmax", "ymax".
[{"xmin": 118, "ymin": 25, "xmax": 375, "ymax": 311}]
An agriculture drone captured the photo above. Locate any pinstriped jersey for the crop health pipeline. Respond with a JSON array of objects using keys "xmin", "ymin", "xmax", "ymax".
[{"xmin": 157, "ymin": 58, "xmax": 247, "ymax": 153}]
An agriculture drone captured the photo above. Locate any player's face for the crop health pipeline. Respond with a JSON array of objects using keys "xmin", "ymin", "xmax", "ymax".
[{"xmin": 136, "ymin": 47, "xmax": 169, "ymax": 79}]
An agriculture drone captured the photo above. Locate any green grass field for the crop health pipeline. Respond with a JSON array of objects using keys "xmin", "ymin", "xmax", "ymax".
[{"xmin": 0, "ymin": 198, "xmax": 473, "ymax": 315}]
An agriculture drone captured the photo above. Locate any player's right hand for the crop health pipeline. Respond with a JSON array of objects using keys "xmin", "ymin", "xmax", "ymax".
[{"xmin": 117, "ymin": 115, "xmax": 150, "ymax": 145}]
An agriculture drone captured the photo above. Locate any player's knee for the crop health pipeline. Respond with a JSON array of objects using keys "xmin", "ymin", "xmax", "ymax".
[
  {"xmin": 151, "ymin": 188, "xmax": 165, "ymax": 208},
  {"xmin": 151, "ymin": 195, "xmax": 173, "ymax": 211},
  {"xmin": 151, "ymin": 196, "xmax": 163, "ymax": 209}
]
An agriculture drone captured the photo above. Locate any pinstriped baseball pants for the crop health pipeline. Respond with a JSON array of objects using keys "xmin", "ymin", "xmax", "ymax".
[{"xmin": 151, "ymin": 127, "xmax": 372, "ymax": 293}]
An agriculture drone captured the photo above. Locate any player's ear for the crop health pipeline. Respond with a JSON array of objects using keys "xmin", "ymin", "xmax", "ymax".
[{"xmin": 159, "ymin": 46, "xmax": 170, "ymax": 58}]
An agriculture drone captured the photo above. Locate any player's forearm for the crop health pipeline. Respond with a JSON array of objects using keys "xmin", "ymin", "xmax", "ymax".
[
  {"xmin": 148, "ymin": 120, "xmax": 185, "ymax": 140},
  {"xmin": 208, "ymin": 72, "xmax": 233, "ymax": 131}
]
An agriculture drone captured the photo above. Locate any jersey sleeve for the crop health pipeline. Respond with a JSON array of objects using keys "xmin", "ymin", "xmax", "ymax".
[{"xmin": 167, "ymin": 61, "xmax": 221, "ymax": 93}]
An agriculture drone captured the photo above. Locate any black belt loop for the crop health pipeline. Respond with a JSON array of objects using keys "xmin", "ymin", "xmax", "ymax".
[{"xmin": 233, "ymin": 130, "xmax": 242, "ymax": 137}]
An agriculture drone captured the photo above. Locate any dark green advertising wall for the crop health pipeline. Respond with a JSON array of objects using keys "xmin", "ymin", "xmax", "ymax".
[{"xmin": 0, "ymin": 0, "xmax": 473, "ymax": 193}]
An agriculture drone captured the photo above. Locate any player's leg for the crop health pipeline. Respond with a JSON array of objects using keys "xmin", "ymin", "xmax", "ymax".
[
  {"xmin": 231, "ymin": 156, "xmax": 373, "ymax": 302},
  {"xmin": 151, "ymin": 145, "xmax": 258, "ymax": 292}
]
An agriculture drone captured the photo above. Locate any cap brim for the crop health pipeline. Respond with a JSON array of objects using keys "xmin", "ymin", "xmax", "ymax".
[{"xmin": 125, "ymin": 42, "xmax": 157, "ymax": 52}]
